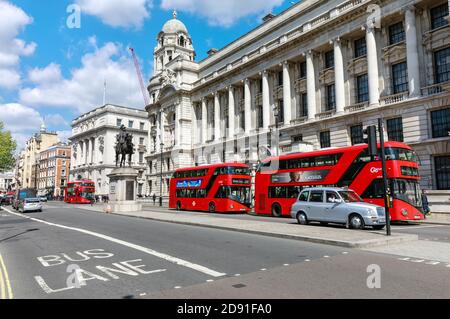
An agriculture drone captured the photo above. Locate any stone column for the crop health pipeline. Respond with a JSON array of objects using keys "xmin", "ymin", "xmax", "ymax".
[
  {"xmin": 77, "ymin": 141, "xmax": 82, "ymax": 167},
  {"xmin": 85, "ymin": 139, "xmax": 89, "ymax": 165},
  {"xmin": 366, "ymin": 25, "xmax": 380, "ymax": 106},
  {"xmin": 306, "ymin": 51, "xmax": 317, "ymax": 120},
  {"xmin": 192, "ymin": 103, "xmax": 198, "ymax": 144},
  {"xmin": 228, "ymin": 86, "xmax": 235, "ymax": 138},
  {"xmin": 155, "ymin": 113, "xmax": 161, "ymax": 149},
  {"xmin": 175, "ymin": 104, "xmax": 180, "ymax": 147},
  {"xmin": 405, "ymin": 7, "xmax": 421, "ymax": 97},
  {"xmin": 202, "ymin": 98, "xmax": 208, "ymax": 143},
  {"xmin": 162, "ymin": 112, "xmax": 167, "ymax": 148},
  {"xmin": 214, "ymin": 93, "xmax": 221, "ymax": 141},
  {"xmin": 333, "ymin": 38, "xmax": 345, "ymax": 113},
  {"xmin": 282, "ymin": 62, "xmax": 292, "ymax": 124},
  {"xmin": 244, "ymin": 79, "xmax": 252, "ymax": 134},
  {"xmin": 262, "ymin": 70, "xmax": 270, "ymax": 129},
  {"xmin": 91, "ymin": 137, "xmax": 95, "ymax": 164}
]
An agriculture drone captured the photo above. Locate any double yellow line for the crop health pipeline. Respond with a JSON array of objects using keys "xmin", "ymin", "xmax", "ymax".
[{"xmin": 0, "ymin": 253, "xmax": 13, "ymax": 299}]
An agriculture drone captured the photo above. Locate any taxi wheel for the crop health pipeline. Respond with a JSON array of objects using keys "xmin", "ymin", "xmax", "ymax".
[
  {"xmin": 349, "ymin": 214, "xmax": 365, "ymax": 230},
  {"xmin": 296, "ymin": 212, "xmax": 308, "ymax": 225}
]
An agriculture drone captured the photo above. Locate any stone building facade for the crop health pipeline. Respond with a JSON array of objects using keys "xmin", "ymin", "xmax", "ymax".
[
  {"xmin": 146, "ymin": 0, "xmax": 450, "ymax": 200},
  {"xmin": 69, "ymin": 104, "xmax": 149, "ymax": 196},
  {"xmin": 16, "ymin": 125, "xmax": 59, "ymax": 189},
  {"xmin": 37, "ymin": 143, "xmax": 71, "ymax": 198}
]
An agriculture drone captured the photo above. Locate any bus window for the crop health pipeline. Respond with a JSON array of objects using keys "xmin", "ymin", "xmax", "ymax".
[{"xmin": 361, "ymin": 179, "xmax": 385, "ymax": 199}]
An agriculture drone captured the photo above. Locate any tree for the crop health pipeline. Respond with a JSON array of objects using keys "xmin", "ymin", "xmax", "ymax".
[{"xmin": 0, "ymin": 121, "xmax": 17, "ymax": 173}]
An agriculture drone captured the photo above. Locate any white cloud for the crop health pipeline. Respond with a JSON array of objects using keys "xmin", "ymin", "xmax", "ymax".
[
  {"xmin": 45, "ymin": 113, "xmax": 69, "ymax": 127},
  {"xmin": 19, "ymin": 41, "xmax": 144, "ymax": 115},
  {"xmin": 0, "ymin": 1, "xmax": 36, "ymax": 90},
  {"xmin": 56, "ymin": 130, "xmax": 72, "ymax": 143},
  {"xmin": 28, "ymin": 63, "xmax": 62, "ymax": 84},
  {"xmin": 76, "ymin": 0, "xmax": 153, "ymax": 29},
  {"xmin": 0, "ymin": 104, "xmax": 70, "ymax": 150},
  {"xmin": 0, "ymin": 103, "xmax": 43, "ymax": 149},
  {"xmin": 160, "ymin": 0, "xmax": 284, "ymax": 27}
]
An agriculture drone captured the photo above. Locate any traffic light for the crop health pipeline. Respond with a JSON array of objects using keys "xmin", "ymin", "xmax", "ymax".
[{"xmin": 363, "ymin": 125, "xmax": 378, "ymax": 157}]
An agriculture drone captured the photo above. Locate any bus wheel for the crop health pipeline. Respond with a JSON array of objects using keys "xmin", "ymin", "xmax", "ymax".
[
  {"xmin": 271, "ymin": 203, "xmax": 282, "ymax": 217},
  {"xmin": 296, "ymin": 212, "xmax": 308, "ymax": 225},
  {"xmin": 176, "ymin": 201, "xmax": 182, "ymax": 211},
  {"xmin": 349, "ymin": 214, "xmax": 365, "ymax": 230},
  {"xmin": 208, "ymin": 202, "xmax": 216, "ymax": 214}
]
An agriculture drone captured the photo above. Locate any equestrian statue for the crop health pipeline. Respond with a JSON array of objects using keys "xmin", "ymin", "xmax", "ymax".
[{"xmin": 115, "ymin": 125, "xmax": 135, "ymax": 167}]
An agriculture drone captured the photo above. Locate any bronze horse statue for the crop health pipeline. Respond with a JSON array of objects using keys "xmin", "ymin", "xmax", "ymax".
[{"xmin": 115, "ymin": 125, "xmax": 135, "ymax": 167}]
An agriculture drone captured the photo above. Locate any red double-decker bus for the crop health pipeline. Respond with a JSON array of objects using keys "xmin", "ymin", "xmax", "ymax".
[
  {"xmin": 254, "ymin": 141, "xmax": 424, "ymax": 221},
  {"xmin": 64, "ymin": 180, "xmax": 96, "ymax": 204},
  {"xmin": 169, "ymin": 163, "xmax": 252, "ymax": 213}
]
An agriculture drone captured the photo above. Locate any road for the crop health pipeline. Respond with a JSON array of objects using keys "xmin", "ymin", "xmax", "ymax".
[{"xmin": 0, "ymin": 202, "xmax": 449, "ymax": 299}]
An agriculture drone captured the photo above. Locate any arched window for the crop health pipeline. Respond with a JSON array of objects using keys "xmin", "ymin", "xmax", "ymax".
[{"xmin": 179, "ymin": 36, "xmax": 185, "ymax": 47}]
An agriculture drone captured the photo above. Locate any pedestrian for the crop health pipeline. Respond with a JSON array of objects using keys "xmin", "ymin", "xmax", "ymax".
[
  {"xmin": 421, "ymin": 190, "xmax": 430, "ymax": 218},
  {"xmin": 152, "ymin": 193, "xmax": 156, "ymax": 205}
]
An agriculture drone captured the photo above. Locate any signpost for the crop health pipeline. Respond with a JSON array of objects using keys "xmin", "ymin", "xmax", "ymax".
[
  {"xmin": 363, "ymin": 120, "xmax": 391, "ymax": 236},
  {"xmin": 378, "ymin": 118, "xmax": 391, "ymax": 236}
]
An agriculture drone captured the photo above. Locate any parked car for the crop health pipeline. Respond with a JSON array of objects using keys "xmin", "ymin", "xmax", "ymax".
[
  {"xmin": 18, "ymin": 198, "xmax": 43, "ymax": 213},
  {"xmin": 290, "ymin": 187, "xmax": 386, "ymax": 230},
  {"xmin": 13, "ymin": 188, "xmax": 37, "ymax": 210}
]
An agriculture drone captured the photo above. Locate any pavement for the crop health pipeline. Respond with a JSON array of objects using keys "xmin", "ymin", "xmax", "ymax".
[{"xmin": 73, "ymin": 203, "xmax": 418, "ymax": 249}]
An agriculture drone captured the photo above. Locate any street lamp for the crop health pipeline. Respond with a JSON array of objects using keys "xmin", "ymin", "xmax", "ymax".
[
  {"xmin": 159, "ymin": 142, "xmax": 164, "ymax": 207},
  {"xmin": 273, "ymin": 103, "xmax": 280, "ymax": 156}
]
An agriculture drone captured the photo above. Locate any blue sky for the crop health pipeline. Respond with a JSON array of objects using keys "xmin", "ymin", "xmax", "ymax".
[{"xmin": 0, "ymin": 0, "xmax": 295, "ymax": 149}]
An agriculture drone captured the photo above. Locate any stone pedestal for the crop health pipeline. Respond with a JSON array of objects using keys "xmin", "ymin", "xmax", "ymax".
[{"xmin": 107, "ymin": 167, "xmax": 142, "ymax": 212}]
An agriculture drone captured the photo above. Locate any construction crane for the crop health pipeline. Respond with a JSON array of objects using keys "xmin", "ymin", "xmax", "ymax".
[{"xmin": 129, "ymin": 47, "xmax": 150, "ymax": 107}]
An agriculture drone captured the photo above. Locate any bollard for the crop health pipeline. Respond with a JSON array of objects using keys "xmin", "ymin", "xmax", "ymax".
[{"xmin": 104, "ymin": 205, "xmax": 112, "ymax": 214}]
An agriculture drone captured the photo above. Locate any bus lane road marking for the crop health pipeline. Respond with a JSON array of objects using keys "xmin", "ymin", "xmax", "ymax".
[
  {"xmin": 0, "ymin": 253, "xmax": 13, "ymax": 299},
  {"xmin": 1, "ymin": 207, "xmax": 226, "ymax": 278},
  {"xmin": 34, "ymin": 249, "xmax": 167, "ymax": 294}
]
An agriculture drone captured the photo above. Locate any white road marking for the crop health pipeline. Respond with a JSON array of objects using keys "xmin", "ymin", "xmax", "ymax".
[
  {"xmin": 174, "ymin": 286, "xmax": 182, "ymax": 289},
  {"xmin": 234, "ymin": 274, "xmax": 240, "ymax": 277},
  {"xmin": 323, "ymin": 256, "xmax": 330, "ymax": 258},
  {"xmin": 1, "ymin": 207, "xmax": 226, "ymax": 278},
  {"xmin": 391, "ymin": 225, "xmax": 445, "ymax": 230},
  {"xmin": 206, "ymin": 279, "xmax": 214, "ymax": 282},
  {"xmin": 283, "ymin": 264, "xmax": 289, "ymax": 266},
  {"xmin": 260, "ymin": 268, "xmax": 267, "ymax": 271},
  {"xmin": 342, "ymin": 252, "xmax": 349, "ymax": 255},
  {"xmin": 305, "ymin": 259, "xmax": 311, "ymax": 262}
]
